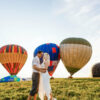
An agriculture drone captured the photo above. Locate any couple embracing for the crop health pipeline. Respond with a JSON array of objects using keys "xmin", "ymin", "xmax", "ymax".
[{"xmin": 27, "ymin": 51, "xmax": 55, "ymax": 100}]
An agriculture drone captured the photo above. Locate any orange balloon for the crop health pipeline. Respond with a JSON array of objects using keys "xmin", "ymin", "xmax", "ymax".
[{"xmin": 0, "ymin": 44, "xmax": 28, "ymax": 75}]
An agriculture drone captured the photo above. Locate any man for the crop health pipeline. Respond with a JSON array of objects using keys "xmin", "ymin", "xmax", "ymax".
[{"xmin": 27, "ymin": 51, "xmax": 46, "ymax": 100}]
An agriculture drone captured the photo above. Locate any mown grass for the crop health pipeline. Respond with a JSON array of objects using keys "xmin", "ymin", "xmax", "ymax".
[{"xmin": 0, "ymin": 78, "xmax": 100, "ymax": 100}]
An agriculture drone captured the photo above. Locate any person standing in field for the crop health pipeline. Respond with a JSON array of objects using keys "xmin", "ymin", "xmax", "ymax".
[
  {"xmin": 27, "ymin": 51, "xmax": 47, "ymax": 100},
  {"xmin": 38, "ymin": 53, "xmax": 56, "ymax": 100},
  {"xmin": 38, "ymin": 53, "xmax": 52, "ymax": 100}
]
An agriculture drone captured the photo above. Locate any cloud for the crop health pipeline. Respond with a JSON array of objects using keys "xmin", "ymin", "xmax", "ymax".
[
  {"xmin": 75, "ymin": 6, "xmax": 92, "ymax": 16},
  {"xmin": 53, "ymin": 0, "xmax": 100, "ymax": 18}
]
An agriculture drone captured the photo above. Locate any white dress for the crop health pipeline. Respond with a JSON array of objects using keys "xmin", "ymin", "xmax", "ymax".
[{"xmin": 38, "ymin": 53, "xmax": 51, "ymax": 100}]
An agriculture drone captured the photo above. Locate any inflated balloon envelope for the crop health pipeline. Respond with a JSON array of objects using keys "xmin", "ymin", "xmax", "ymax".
[
  {"xmin": 92, "ymin": 63, "xmax": 100, "ymax": 77},
  {"xmin": 0, "ymin": 44, "xmax": 28, "ymax": 82},
  {"xmin": 34, "ymin": 43, "xmax": 60, "ymax": 76},
  {"xmin": 60, "ymin": 37, "xmax": 92, "ymax": 77}
]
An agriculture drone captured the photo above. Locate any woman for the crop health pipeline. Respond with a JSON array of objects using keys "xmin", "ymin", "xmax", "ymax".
[{"xmin": 38, "ymin": 53, "xmax": 53, "ymax": 100}]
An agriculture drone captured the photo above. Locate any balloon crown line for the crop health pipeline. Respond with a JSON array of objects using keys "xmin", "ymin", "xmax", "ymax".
[{"xmin": 60, "ymin": 37, "xmax": 92, "ymax": 47}]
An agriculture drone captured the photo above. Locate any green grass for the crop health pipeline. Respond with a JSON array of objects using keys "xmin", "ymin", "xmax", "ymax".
[{"xmin": 0, "ymin": 78, "xmax": 100, "ymax": 100}]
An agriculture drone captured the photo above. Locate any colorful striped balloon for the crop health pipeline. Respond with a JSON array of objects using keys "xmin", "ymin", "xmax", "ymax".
[{"xmin": 0, "ymin": 44, "xmax": 28, "ymax": 75}]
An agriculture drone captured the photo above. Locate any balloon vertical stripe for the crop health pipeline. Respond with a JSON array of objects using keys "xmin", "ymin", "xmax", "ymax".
[
  {"xmin": 14, "ymin": 45, "xmax": 17, "ymax": 53},
  {"xmin": 9, "ymin": 45, "xmax": 11, "ymax": 52}
]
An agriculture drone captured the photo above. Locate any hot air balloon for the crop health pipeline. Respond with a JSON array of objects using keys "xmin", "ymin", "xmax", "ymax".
[
  {"xmin": 0, "ymin": 75, "xmax": 20, "ymax": 83},
  {"xmin": 34, "ymin": 43, "xmax": 60, "ymax": 76},
  {"xmin": 60, "ymin": 38, "xmax": 92, "ymax": 77},
  {"xmin": 0, "ymin": 44, "xmax": 28, "ymax": 75},
  {"xmin": 92, "ymin": 63, "xmax": 100, "ymax": 77}
]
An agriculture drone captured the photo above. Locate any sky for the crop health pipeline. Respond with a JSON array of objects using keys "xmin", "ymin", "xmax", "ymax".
[{"xmin": 0, "ymin": 0, "xmax": 100, "ymax": 78}]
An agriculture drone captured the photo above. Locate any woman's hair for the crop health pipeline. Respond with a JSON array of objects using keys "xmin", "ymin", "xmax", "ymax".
[{"xmin": 43, "ymin": 53, "xmax": 50, "ymax": 60}]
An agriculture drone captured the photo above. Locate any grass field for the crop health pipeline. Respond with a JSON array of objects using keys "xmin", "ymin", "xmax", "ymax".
[{"xmin": 0, "ymin": 78, "xmax": 100, "ymax": 100}]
